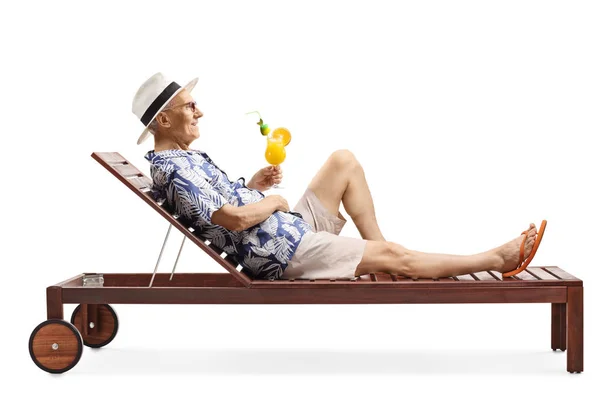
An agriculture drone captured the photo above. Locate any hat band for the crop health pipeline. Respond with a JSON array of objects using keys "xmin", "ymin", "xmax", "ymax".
[{"xmin": 140, "ymin": 81, "xmax": 181, "ymax": 126}]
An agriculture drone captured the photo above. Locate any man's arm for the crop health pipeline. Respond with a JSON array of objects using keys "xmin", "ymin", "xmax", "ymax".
[
  {"xmin": 246, "ymin": 172, "xmax": 263, "ymax": 191},
  {"xmin": 246, "ymin": 180, "xmax": 259, "ymax": 191},
  {"xmin": 212, "ymin": 195, "xmax": 289, "ymax": 231},
  {"xmin": 168, "ymin": 168, "xmax": 289, "ymax": 232}
]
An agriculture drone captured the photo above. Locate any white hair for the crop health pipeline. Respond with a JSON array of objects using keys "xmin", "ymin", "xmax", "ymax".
[{"xmin": 147, "ymin": 97, "xmax": 177, "ymax": 134}]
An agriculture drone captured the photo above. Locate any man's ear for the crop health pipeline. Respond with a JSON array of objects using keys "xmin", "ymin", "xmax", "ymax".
[{"xmin": 156, "ymin": 112, "xmax": 171, "ymax": 128}]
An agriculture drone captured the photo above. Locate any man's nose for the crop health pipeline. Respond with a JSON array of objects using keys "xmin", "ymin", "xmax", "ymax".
[{"xmin": 194, "ymin": 108, "xmax": 203, "ymax": 118}]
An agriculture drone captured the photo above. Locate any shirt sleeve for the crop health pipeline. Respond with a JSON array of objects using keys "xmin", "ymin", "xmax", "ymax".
[
  {"xmin": 167, "ymin": 168, "xmax": 228, "ymax": 226},
  {"xmin": 233, "ymin": 176, "xmax": 246, "ymax": 190}
]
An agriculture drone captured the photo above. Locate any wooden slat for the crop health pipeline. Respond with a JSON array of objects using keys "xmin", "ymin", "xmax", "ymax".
[
  {"xmin": 455, "ymin": 274, "xmax": 476, "ymax": 281},
  {"xmin": 374, "ymin": 273, "xmax": 394, "ymax": 282},
  {"xmin": 488, "ymin": 270, "xmax": 517, "ymax": 281},
  {"xmin": 488, "ymin": 271, "xmax": 502, "ymax": 280},
  {"xmin": 129, "ymin": 176, "xmax": 152, "ymax": 191},
  {"xmin": 528, "ymin": 267, "xmax": 559, "ymax": 281},
  {"xmin": 472, "ymin": 271, "xmax": 498, "ymax": 281},
  {"xmin": 113, "ymin": 163, "xmax": 142, "ymax": 177},
  {"xmin": 544, "ymin": 267, "xmax": 580, "ymax": 281},
  {"xmin": 95, "ymin": 152, "xmax": 126, "ymax": 164},
  {"xmin": 515, "ymin": 270, "xmax": 540, "ymax": 281}
]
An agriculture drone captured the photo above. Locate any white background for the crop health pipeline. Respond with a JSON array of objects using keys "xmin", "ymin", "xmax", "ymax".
[{"xmin": 1, "ymin": 0, "xmax": 598, "ymax": 398}]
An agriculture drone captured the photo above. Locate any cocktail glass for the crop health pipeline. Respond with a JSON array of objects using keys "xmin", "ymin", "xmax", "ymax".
[{"xmin": 265, "ymin": 133, "xmax": 286, "ymax": 189}]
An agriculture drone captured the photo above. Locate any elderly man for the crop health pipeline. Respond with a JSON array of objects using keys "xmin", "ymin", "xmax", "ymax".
[{"xmin": 133, "ymin": 73, "xmax": 545, "ymax": 280}]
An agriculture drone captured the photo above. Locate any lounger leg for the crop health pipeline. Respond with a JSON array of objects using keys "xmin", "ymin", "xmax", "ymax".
[
  {"xmin": 566, "ymin": 286, "xmax": 583, "ymax": 373},
  {"xmin": 82, "ymin": 304, "xmax": 89, "ymax": 336},
  {"xmin": 46, "ymin": 286, "xmax": 63, "ymax": 320},
  {"xmin": 551, "ymin": 303, "xmax": 566, "ymax": 351}
]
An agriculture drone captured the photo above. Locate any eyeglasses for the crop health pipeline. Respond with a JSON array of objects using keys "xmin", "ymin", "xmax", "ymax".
[{"xmin": 162, "ymin": 101, "xmax": 198, "ymax": 113}]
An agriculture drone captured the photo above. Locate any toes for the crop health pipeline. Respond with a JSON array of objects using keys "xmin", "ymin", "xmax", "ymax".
[{"xmin": 524, "ymin": 223, "xmax": 536, "ymax": 235}]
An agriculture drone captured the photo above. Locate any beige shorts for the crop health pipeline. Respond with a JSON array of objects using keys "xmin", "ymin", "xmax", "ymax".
[{"xmin": 281, "ymin": 189, "xmax": 368, "ymax": 280}]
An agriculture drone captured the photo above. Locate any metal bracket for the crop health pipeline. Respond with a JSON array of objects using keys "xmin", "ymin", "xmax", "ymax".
[
  {"xmin": 149, "ymin": 222, "xmax": 187, "ymax": 287},
  {"xmin": 83, "ymin": 273, "xmax": 104, "ymax": 287},
  {"xmin": 170, "ymin": 235, "xmax": 186, "ymax": 281}
]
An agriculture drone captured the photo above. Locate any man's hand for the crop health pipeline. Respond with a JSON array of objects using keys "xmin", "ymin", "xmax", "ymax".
[
  {"xmin": 266, "ymin": 194, "xmax": 290, "ymax": 212},
  {"xmin": 248, "ymin": 165, "xmax": 283, "ymax": 192}
]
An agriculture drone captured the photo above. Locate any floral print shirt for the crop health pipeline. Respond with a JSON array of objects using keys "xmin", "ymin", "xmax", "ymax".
[{"xmin": 144, "ymin": 149, "xmax": 312, "ymax": 279}]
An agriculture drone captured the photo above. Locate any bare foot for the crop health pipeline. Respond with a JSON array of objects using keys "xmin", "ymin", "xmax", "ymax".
[{"xmin": 493, "ymin": 223, "xmax": 538, "ymax": 273}]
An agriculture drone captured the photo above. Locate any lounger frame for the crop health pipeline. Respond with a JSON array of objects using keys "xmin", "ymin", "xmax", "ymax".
[{"xmin": 34, "ymin": 152, "xmax": 584, "ymax": 374}]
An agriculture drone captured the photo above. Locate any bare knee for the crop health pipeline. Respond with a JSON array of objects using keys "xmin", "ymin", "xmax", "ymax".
[{"xmin": 329, "ymin": 149, "xmax": 360, "ymax": 172}]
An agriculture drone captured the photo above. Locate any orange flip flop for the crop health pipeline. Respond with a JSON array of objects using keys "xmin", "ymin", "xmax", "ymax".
[{"xmin": 502, "ymin": 220, "xmax": 547, "ymax": 278}]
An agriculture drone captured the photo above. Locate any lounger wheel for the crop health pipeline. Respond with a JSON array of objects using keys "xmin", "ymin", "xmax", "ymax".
[
  {"xmin": 70, "ymin": 304, "xmax": 119, "ymax": 348},
  {"xmin": 29, "ymin": 319, "xmax": 83, "ymax": 374}
]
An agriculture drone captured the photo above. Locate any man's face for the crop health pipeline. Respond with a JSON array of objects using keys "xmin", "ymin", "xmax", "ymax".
[{"xmin": 161, "ymin": 89, "xmax": 203, "ymax": 144}]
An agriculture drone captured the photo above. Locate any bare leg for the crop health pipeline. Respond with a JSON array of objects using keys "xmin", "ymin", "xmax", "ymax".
[
  {"xmin": 308, "ymin": 149, "xmax": 385, "ymax": 241},
  {"xmin": 355, "ymin": 224, "xmax": 538, "ymax": 278},
  {"xmin": 305, "ymin": 149, "xmax": 539, "ymax": 279}
]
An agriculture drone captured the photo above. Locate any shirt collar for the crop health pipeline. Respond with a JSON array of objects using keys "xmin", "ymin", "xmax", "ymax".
[{"xmin": 144, "ymin": 148, "xmax": 206, "ymax": 161}]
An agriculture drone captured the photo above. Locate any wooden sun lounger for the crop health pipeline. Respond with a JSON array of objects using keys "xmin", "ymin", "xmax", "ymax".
[{"xmin": 28, "ymin": 152, "xmax": 584, "ymax": 374}]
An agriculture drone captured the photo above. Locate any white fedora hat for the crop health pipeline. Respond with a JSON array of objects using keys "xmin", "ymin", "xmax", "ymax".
[{"xmin": 132, "ymin": 72, "xmax": 198, "ymax": 145}]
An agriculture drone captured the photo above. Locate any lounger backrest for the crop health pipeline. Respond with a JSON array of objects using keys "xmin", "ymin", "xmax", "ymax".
[{"xmin": 92, "ymin": 152, "xmax": 253, "ymax": 288}]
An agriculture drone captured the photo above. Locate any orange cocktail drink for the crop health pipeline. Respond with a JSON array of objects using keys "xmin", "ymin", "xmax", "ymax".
[{"xmin": 265, "ymin": 135, "xmax": 286, "ymax": 165}]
